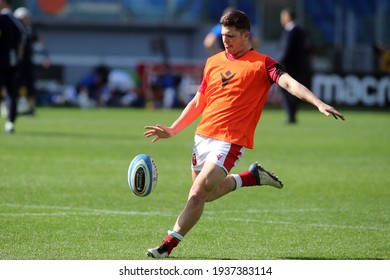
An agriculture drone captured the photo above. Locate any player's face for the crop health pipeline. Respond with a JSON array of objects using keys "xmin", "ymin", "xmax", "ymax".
[{"xmin": 221, "ymin": 26, "xmax": 249, "ymax": 55}]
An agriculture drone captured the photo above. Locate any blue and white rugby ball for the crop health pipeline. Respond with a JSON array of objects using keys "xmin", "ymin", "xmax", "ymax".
[{"xmin": 128, "ymin": 154, "xmax": 158, "ymax": 197}]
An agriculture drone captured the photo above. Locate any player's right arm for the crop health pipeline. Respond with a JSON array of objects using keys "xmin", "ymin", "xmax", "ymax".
[
  {"xmin": 144, "ymin": 91, "xmax": 206, "ymax": 142},
  {"xmin": 170, "ymin": 91, "xmax": 206, "ymax": 135}
]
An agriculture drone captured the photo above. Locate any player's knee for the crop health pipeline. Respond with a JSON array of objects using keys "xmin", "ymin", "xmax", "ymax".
[
  {"xmin": 187, "ymin": 193, "xmax": 206, "ymax": 208},
  {"xmin": 189, "ymin": 183, "xmax": 213, "ymax": 201}
]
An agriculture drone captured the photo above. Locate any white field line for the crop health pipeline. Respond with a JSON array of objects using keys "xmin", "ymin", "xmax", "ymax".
[
  {"xmin": 0, "ymin": 203, "xmax": 174, "ymax": 217},
  {"xmin": 0, "ymin": 203, "xmax": 388, "ymax": 232}
]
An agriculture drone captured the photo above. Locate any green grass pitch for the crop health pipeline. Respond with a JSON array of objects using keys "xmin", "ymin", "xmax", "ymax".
[{"xmin": 0, "ymin": 106, "xmax": 389, "ymax": 260}]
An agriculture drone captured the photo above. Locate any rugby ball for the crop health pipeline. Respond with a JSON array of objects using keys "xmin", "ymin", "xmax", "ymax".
[{"xmin": 128, "ymin": 154, "xmax": 158, "ymax": 197}]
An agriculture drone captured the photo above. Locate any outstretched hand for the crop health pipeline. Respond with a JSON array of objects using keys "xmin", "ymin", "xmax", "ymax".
[
  {"xmin": 144, "ymin": 125, "xmax": 174, "ymax": 143},
  {"xmin": 318, "ymin": 103, "xmax": 345, "ymax": 121}
]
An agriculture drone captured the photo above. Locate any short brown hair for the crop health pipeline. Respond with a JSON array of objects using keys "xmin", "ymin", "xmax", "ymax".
[{"xmin": 220, "ymin": 10, "xmax": 251, "ymax": 32}]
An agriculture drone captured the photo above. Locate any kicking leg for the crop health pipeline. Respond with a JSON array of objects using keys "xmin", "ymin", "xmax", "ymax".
[{"xmin": 147, "ymin": 161, "xmax": 226, "ymax": 258}]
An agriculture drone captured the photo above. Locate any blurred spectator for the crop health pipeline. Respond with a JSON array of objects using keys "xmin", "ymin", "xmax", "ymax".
[
  {"xmin": 203, "ymin": 6, "xmax": 260, "ymax": 55},
  {"xmin": 106, "ymin": 68, "xmax": 144, "ymax": 107},
  {"xmin": 42, "ymin": 66, "xmax": 144, "ymax": 108},
  {"xmin": 0, "ymin": 0, "xmax": 25, "ymax": 133},
  {"xmin": 76, "ymin": 65, "xmax": 110, "ymax": 107},
  {"xmin": 14, "ymin": 7, "xmax": 51, "ymax": 116},
  {"xmin": 150, "ymin": 65, "xmax": 181, "ymax": 109},
  {"xmin": 274, "ymin": 7, "xmax": 312, "ymax": 124},
  {"xmin": 177, "ymin": 72, "xmax": 199, "ymax": 106}
]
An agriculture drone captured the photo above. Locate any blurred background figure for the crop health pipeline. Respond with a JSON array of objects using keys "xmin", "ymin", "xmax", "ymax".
[
  {"xmin": 275, "ymin": 7, "xmax": 312, "ymax": 124},
  {"xmin": 14, "ymin": 6, "xmax": 50, "ymax": 116},
  {"xmin": 0, "ymin": 0, "xmax": 25, "ymax": 133},
  {"xmin": 76, "ymin": 64, "xmax": 110, "ymax": 108},
  {"xmin": 106, "ymin": 68, "xmax": 144, "ymax": 108},
  {"xmin": 203, "ymin": 6, "xmax": 260, "ymax": 55},
  {"xmin": 150, "ymin": 65, "xmax": 181, "ymax": 109}
]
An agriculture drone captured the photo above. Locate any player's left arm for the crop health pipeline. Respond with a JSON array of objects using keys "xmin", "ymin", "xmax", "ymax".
[{"xmin": 278, "ymin": 73, "xmax": 345, "ymax": 120}]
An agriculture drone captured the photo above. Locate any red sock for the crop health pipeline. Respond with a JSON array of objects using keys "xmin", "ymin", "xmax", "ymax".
[
  {"xmin": 239, "ymin": 170, "xmax": 257, "ymax": 187},
  {"xmin": 164, "ymin": 235, "xmax": 180, "ymax": 254}
]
